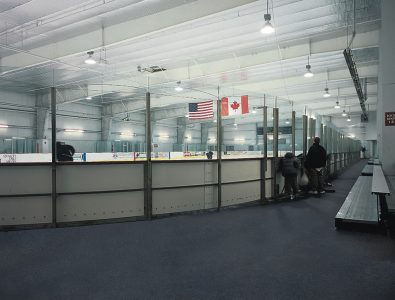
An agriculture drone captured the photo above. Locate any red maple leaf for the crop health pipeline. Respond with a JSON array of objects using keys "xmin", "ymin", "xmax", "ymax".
[{"xmin": 231, "ymin": 101, "xmax": 240, "ymax": 111}]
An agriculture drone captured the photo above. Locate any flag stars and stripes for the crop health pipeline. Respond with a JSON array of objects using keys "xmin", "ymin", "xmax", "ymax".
[{"xmin": 188, "ymin": 100, "xmax": 214, "ymax": 120}]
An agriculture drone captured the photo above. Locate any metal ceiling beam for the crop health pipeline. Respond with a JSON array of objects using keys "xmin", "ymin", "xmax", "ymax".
[{"xmin": 343, "ymin": 47, "xmax": 369, "ymax": 121}]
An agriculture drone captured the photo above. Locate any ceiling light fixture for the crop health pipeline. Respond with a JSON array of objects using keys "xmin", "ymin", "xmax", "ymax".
[
  {"xmin": 304, "ymin": 56, "xmax": 314, "ymax": 78},
  {"xmin": 347, "ymin": 115, "xmax": 351, "ymax": 122},
  {"xmin": 64, "ymin": 129, "xmax": 84, "ymax": 133},
  {"xmin": 121, "ymin": 131, "xmax": 135, "ymax": 137},
  {"xmin": 260, "ymin": 0, "xmax": 275, "ymax": 35},
  {"xmin": 323, "ymin": 73, "xmax": 331, "ymax": 97},
  {"xmin": 342, "ymin": 110, "xmax": 347, "ymax": 117},
  {"xmin": 252, "ymin": 108, "xmax": 257, "ymax": 114},
  {"xmin": 84, "ymin": 51, "xmax": 96, "ymax": 65},
  {"xmin": 285, "ymin": 119, "xmax": 290, "ymax": 124},
  {"xmin": 174, "ymin": 81, "xmax": 183, "ymax": 92},
  {"xmin": 323, "ymin": 87, "xmax": 331, "ymax": 98},
  {"xmin": 334, "ymin": 89, "xmax": 340, "ymax": 108},
  {"xmin": 86, "ymin": 96, "xmax": 92, "ymax": 100},
  {"xmin": 0, "ymin": 124, "xmax": 9, "ymax": 128}
]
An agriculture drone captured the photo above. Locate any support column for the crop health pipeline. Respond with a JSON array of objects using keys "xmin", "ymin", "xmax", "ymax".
[
  {"xmin": 36, "ymin": 93, "xmax": 51, "ymax": 153},
  {"xmin": 176, "ymin": 118, "xmax": 187, "ymax": 150},
  {"xmin": 101, "ymin": 104, "xmax": 113, "ymax": 152},
  {"xmin": 200, "ymin": 123, "xmax": 210, "ymax": 146}
]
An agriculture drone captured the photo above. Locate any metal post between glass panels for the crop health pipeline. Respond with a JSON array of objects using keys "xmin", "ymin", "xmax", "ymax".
[
  {"xmin": 145, "ymin": 92, "xmax": 152, "ymax": 220},
  {"xmin": 217, "ymin": 95, "xmax": 222, "ymax": 211},
  {"xmin": 262, "ymin": 105, "xmax": 268, "ymax": 202},
  {"xmin": 302, "ymin": 115, "xmax": 308, "ymax": 158},
  {"xmin": 51, "ymin": 87, "xmax": 57, "ymax": 226},
  {"xmin": 312, "ymin": 118, "xmax": 316, "ymax": 140},
  {"xmin": 273, "ymin": 107, "xmax": 279, "ymax": 198},
  {"xmin": 291, "ymin": 111, "xmax": 296, "ymax": 155},
  {"xmin": 308, "ymin": 117, "xmax": 314, "ymax": 147},
  {"xmin": 324, "ymin": 126, "xmax": 329, "ymax": 154}
]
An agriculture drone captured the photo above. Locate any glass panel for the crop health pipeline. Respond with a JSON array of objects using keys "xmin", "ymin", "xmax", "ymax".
[
  {"xmin": 295, "ymin": 117, "xmax": 304, "ymax": 156},
  {"xmin": 0, "ymin": 47, "xmax": 52, "ymax": 163},
  {"xmin": 277, "ymin": 97, "xmax": 293, "ymax": 157},
  {"xmin": 150, "ymin": 81, "xmax": 217, "ymax": 160}
]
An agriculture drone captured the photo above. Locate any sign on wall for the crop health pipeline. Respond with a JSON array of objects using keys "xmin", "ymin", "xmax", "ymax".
[{"xmin": 385, "ymin": 112, "xmax": 395, "ymax": 126}]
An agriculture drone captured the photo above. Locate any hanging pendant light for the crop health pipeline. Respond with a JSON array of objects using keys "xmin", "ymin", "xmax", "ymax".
[
  {"xmin": 342, "ymin": 110, "xmax": 347, "ymax": 117},
  {"xmin": 334, "ymin": 88, "xmax": 340, "ymax": 108},
  {"xmin": 174, "ymin": 81, "xmax": 183, "ymax": 92},
  {"xmin": 323, "ymin": 87, "xmax": 331, "ymax": 98},
  {"xmin": 260, "ymin": 0, "xmax": 275, "ymax": 34},
  {"xmin": 346, "ymin": 115, "xmax": 351, "ymax": 122},
  {"xmin": 84, "ymin": 51, "xmax": 96, "ymax": 65},
  {"xmin": 304, "ymin": 56, "xmax": 313, "ymax": 78}
]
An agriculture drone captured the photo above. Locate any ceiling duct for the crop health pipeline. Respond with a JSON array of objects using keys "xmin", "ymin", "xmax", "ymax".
[{"xmin": 343, "ymin": 47, "xmax": 369, "ymax": 122}]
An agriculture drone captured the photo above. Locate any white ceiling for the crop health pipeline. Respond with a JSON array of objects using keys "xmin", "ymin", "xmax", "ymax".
[{"xmin": 0, "ymin": 0, "xmax": 381, "ymax": 133}]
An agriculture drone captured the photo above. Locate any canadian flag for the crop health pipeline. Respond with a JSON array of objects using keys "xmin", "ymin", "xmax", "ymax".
[{"xmin": 221, "ymin": 95, "xmax": 249, "ymax": 116}]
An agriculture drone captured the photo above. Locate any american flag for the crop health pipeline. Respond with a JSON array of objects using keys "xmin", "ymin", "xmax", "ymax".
[{"xmin": 188, "ymin": 100, "xmax": 214, "ymax": 120}]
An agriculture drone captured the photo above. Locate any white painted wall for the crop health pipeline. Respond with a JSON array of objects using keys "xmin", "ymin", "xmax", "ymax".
[{"xmin": 377, "ymin": 0, "xmax": 395, "ymax": 175}]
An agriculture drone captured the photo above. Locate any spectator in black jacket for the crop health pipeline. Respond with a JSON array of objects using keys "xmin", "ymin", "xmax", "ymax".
[
  {"xmin": 305, "ymin": 137, "xmax": 327, "ymax": 194},
  {"xmin": 56, "ymin": 142, "xmax": 75, "ymax": 162},
  {"xmin": 279, "ymin": 152, "xmax": 300, "ymax": 200}
]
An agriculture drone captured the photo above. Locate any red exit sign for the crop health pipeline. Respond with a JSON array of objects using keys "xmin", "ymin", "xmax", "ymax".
[{"xmin": 385, "ymin": 112, "xmax": 395, "ymax": 126}]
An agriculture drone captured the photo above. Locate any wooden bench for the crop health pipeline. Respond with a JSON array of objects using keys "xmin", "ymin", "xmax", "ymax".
[
  {"xmin": 335, "ymin": 176, "xmax": 378, "ymax": 227},
  {"xmin": 361, "ymin": 164, "xmax": 373, "ymax": 176}
]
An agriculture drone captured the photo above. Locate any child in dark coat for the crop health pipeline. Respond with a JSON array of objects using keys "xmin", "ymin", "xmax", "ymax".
[{"xmin": 279, "ymin": 152, "xmax": 300, "ymax": 200}]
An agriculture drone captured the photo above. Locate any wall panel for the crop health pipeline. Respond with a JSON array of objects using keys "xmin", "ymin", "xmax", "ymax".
[
  {"xmin": 57, "ymin": 191, "xmax": 144, "ymax": 222},
  {"xmin": 0, "ymin": 196, "xmax": 51, "ymax": 226},
  {"xmin": 57, "ymin": 164, "xmax": 144, "ymax": 193},
  {"xmin": 0, "ymin": 166, "xmax": 51, "ymax": 195}
]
